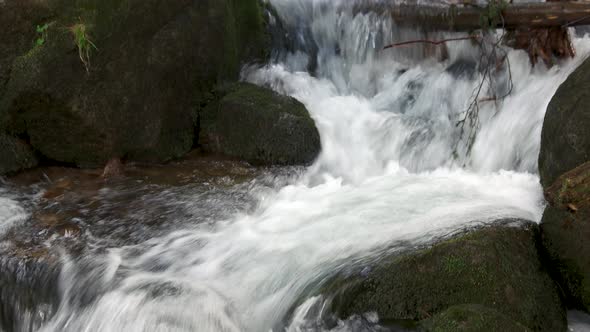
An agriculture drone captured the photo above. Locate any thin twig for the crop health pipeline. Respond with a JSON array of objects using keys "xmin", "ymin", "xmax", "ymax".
[{"xmin": 383, "ymin": 35, "xmax": 481, "ymax": 50}]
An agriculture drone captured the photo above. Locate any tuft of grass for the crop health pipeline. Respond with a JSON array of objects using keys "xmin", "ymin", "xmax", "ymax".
[{"xmin": 69, "ymin": 22, "xmax": 98, "ymax": 73}]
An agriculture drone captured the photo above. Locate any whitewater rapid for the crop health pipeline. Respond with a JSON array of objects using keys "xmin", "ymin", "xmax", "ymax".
[{"xmin": 2, "ymin": 1, "xmax": 590, "ymax": 331}]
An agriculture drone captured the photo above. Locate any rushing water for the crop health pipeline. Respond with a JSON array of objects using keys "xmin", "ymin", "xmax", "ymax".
[{"xmin": 2, "ymin": 1, "xmax": 590, "ymax": 331}]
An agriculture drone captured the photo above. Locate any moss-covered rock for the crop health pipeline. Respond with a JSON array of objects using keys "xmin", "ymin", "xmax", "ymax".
[
  {"xmin": 419, "ymin": 304, "xmax": 531, "ymax": 332},
  {"xmin": 539, "ymin": 57, "xmax": 590, "ymax": 188},
  {"xmin": 329, "ymin": 221, "xmax": 566, "ymax": 332},
  {"xmin": 0, "ymin": 0, "xmax": 268, "ymax": 167},
  {"xmin": 206, "ymin": 83, "xmax": 321, "ymax": 165},
  {"xmin": 0, "ymin": 134, "xmax": 38, "ymax": 175},
  {"xmin": 541, "ymin": 162, "xmax": 590, "ymax": 312},
  {"xmin": 0, "ymin": 0, "xmax": 53, "ymax": 99}
]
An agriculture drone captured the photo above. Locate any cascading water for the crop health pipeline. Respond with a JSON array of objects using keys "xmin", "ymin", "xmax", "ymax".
[{"xmin": 1, "ymin": 1, "xmax": 590, "ymax": 331}]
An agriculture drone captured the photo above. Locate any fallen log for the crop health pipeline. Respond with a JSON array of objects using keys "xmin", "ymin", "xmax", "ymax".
[{"xmin": 354, "ymin": 1, "xmax": 590, "ymax": 31}]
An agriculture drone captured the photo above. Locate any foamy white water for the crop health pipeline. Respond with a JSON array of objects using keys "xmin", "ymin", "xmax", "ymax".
[
  {"xmin": 1, "ymin": 1, "xmax": 587, "ymax": 331},
  {"xmin": 0, "ymin": 188, "xmax": 28, "ymax": 238}
]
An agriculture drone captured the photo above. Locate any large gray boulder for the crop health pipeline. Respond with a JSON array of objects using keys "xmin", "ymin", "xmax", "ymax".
[
  {"xmin": 539, "ymin": 57, "xmax": 590, "ymax": 188},
  {"xmin": 538, "ymin": 57, "xmax": 590, "ymax": 313}
]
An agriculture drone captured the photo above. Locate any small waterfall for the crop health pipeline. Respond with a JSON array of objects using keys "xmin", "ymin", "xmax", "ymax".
[{"xmin": 2, "ymin": 0, "xmax": 590, "ymax": 331}]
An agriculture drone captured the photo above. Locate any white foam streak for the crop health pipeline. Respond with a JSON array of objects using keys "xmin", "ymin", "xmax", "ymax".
[{"xmin": 0, "ymin": 195, "xmax": 28, "ymax": 238}]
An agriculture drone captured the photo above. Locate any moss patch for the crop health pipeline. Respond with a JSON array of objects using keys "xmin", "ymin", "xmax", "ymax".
[
  {"xmin": 213, "ymin": 83, "xmax": 321, "ymax": 165},
  {"xmin": 420, "ymin": 304, "xmax": 531, "ymax": 332},
  {"xmin": 329, "ymin": 221, "xmax": 565, "ymax": 332}
]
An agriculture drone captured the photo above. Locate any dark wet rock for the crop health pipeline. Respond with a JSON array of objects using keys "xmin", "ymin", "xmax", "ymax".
[
  {"xmin": 329, "ymin": 221, "xmax": 566, "ymax": 332},
  {"xmin": 0, "ymin": 0, "xmax": 268, "ymax": 168},
  {"xmin": 541, "ymin": 162, "xmax": 590, "ymax": 312},
  {"xmin": 419, "ymin": 304, "xmax": 531, "ymax": 332},
  {"xmin": 539, "ymin": 57, "xmax": 590, "ymax": 188},
  {"xmin": 0, "ymin": 133, "xmax": 38, "ymax": 175},
  {"xmin": 202, "ymin": 83, "xmax": 321, "ymax": 165},
  {"xmin": 0, "ymin": 0, "xmax": 53, "ymax": 99},
  {"xmin": 445, "ymin": 58, "xmax": 477, "ymax": 80}
]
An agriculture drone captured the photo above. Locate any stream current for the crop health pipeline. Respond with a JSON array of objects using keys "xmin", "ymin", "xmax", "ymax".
[{"xmin": 1, "ymin": 0, "xmax": 590, "ymax": 331}]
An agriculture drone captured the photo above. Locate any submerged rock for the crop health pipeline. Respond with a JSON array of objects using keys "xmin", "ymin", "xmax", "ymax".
[
  {"xmin": 0, "ymin": 0, "xmax": 268, "ymax": 168},
  {"xmin": 0, "ymin": 134, "xmax": 38, "ymax": 175},
  {"xmin": 419, "ymin": 304, "xmax": 531, "ymax": 332},
  {"xmin": 541, "ymin": 162, "xmax": 590, "ymax": 313},
  {"xmin": 539, "ymin": 57, "xmax": 590, "ymax": 188},
  {"xmin": 204, "ymin": 83, "xmax": 321, "ymax": 165},
  {"xmin": 328, "ymin": 221, "xmax": 566, "ymax": 332},
  {"xmin": 445, "ymin": 58, "xmax": 477, "ymax": 80}
]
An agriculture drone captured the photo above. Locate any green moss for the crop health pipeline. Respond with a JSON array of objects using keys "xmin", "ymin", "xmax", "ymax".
[
  {"xmin": 420, "ymin": 304, "xmax": 531, "ymax": 332},
  {"xmin": 231, "ymin": 0, "xmax": 267, "ymax": 62},
  {"xmin": 214, "ymin": 82, "xmax": 320, "ymax": 165},
  {"xmin": 443, "ymin": 256, "xmax": 467, "ymax": 274},
  {"xmin": 330, "ymin": 222, "xmax": 566, "ymax": 332}
]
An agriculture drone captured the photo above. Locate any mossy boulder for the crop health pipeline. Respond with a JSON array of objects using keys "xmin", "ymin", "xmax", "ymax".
[
  {"xmin": 419, "ymin": 304, "xmax": 531, "ymax": 332},
  {"xmin": 0, "ymin": 134, "xmax": 38, "ymax": 175},
  {"xmin": 540, "ymin": 162, "xmax": 590, "ymax": 312},
  {"xmin": 0, "ymin": 0, "xmax": 53, "ymax": 98},
  {"xmin": 203, "ymin": 83, "xmax": 321, "ymax": 165},
  {"xmin": 329, "ymin": 221, "xmax": 566, "ymax": 332},
  {"xmin": 539, "ymin": 57, "xmax": 590, "ymax": 188},
  {"xmin": 0, "ymin": 0, "xmax": 268, "ymax": 167}
]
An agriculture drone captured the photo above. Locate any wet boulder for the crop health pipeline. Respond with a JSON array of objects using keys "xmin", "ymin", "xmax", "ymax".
[
  {"xmin": 0, "ymin": 134, "xmax": 38, "ymax": 175},
  {"xmin": 0, "ymin": 0, "xmax": 52, "ymax": 98},
  {"xmin": 203, "ymin": 83, "xmax": 321, "ymax": 165},
  {"xmin": 0, "ymin": 0, "xmax": 268, "ymax": 167},
  {"xmin": 329, "ymin": 221, "xmax": 566, "ymax": 332},
  {"xmin": 541, "ymin": 162, "xmax": 590, "ymax": 312},
  {"xmin": 419, "ymin": 304, "xmax": 531, "ymax": 332},
  {"xmin": 539, "ymin": 57, "xmax": 590, "ymax": 188}
]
